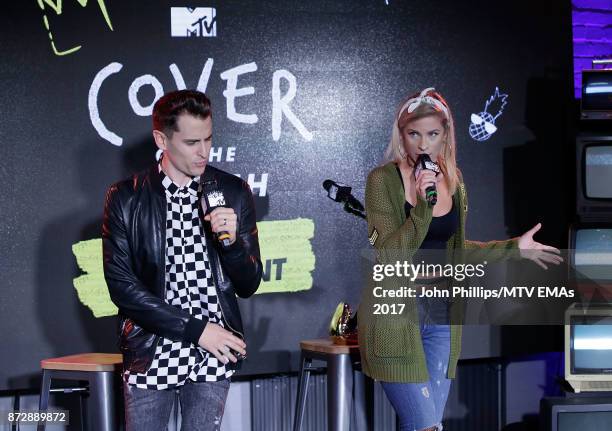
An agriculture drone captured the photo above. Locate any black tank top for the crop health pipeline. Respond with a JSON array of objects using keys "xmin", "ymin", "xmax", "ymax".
[{"xmin": 396, "ymin": 166, "xmax": 458, "ymax": 254}]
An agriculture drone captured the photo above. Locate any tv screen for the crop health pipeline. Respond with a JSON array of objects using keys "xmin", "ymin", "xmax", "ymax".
[
  {"xmin": 571, "ymin": 315, "xmax": 612, "ymax": 374},
  {"xmin": 582, "ymin": 70, "xmax": 612, "ymax": 112},
  {"xmin": 585, "ymin": 146, "xmax": 612, "ymax": 199},
  {"xmin": 558, "ymin": 411, "xmax": 612, "ymax": 430},
  {"xmin": 541, "ymin": 398, "xmax": 612, "ymax": 431},
  {"xmin": 574, "ymin": 228, "xmax": 612, "ymax": 282}
]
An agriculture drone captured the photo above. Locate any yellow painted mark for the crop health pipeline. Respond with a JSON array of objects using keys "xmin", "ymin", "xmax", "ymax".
[
  {"xmin": 257, "ymin": 218, "xmax": 315, "ymax": 294},
  {"xmin": 36, "ymin": 0, "xmax": 114, "ymax": 57},
  {"xmin": 72, "ymin": 239, "xmax": 117, "ymax": 317},
  {"xmin": 72, "ymin": 219, "xmax": 316, "ymax": 317}
]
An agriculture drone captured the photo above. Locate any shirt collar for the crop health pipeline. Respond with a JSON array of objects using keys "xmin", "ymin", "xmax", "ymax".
[{"xmin": 158, "ymin": 163, "xmax": 201, "ymax": 197}]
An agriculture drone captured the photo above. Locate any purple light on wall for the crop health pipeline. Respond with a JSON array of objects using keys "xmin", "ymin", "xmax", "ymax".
[{"xmin": 572, "ymin": 0, "xmax": 612, "ymax": 98}]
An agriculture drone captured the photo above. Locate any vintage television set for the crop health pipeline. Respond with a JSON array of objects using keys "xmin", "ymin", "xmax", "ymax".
[
  {"xmin": 569, "ymin": 223, "xmax": 612, "ymax": 290},
  {"xmin": 581, "ymin": 69, "xmax": 612, "ymax": 121},
  {"xmin": 575, "ymin": 136, "xmax": 612, "ymax": 222},
  {"xmin": 540, "ymin": 397, "xmax": 612, "ymax": 431},
  {"xmin": 564, "ymin": 302, "xmax": 612, "ymax": 393},
  {"xmin": 576, "ymin": 68, "xmax": 612, "ymax": 221},
  {"xmin": 566, "ymin": 224, "xmax": 612, "ymax": 393}
]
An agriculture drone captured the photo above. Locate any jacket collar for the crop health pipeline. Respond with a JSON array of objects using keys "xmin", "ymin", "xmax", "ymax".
[{"xmin": 148, "ymin": 163, "xmax": 166, "ymax": 196}]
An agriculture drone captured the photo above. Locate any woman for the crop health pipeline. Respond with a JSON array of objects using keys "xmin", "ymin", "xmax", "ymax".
[{"xmin": 357, "ymin": 88, "xmax": 562, "ymax": 431}]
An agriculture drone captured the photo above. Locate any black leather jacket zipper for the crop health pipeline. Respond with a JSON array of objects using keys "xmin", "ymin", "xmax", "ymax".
[{"xmin": 211, "ymin": 239, "xmax": 244, "ymax": 339}]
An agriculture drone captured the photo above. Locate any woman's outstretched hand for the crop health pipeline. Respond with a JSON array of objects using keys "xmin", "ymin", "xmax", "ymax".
[{"xmin": 518, "ymin": 223, "xmax": 564, "ymax": 270}]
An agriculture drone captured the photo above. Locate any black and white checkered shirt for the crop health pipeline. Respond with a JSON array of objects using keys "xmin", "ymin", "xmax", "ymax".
[{"xmin": 125, "ymin": 165, "xmax": 234, "ymax": 390}]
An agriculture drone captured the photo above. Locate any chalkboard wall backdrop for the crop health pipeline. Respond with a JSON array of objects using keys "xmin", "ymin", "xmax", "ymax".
[{"xmin": 0, "ymin": 1, "xmax": 573, "ymax": 389}]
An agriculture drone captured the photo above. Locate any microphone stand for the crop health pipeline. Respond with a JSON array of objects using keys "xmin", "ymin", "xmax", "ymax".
[
  {"xmin": 328, "ymin": 195, "xmax": 365, "ymax": 344},
  {"xmin": 343, "ymin": 201, "xmax": 366, "ymax": 219}
]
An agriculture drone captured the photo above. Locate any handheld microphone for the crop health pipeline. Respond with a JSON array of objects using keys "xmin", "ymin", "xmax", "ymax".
[
  {"xmin": 323, "ymin": 179, "xmax": 365, "ymax": 211},
  {"xmin": 414, "ymin": 154, "xmax": 440, "ymax": 206},
  {"xmin": 202, "ymin": 180, "xmax": 232, "ymax": 247}
]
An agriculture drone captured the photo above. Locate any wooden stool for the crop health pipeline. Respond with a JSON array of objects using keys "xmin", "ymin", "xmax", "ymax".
[
  {"xmin": 293, "ymin": 339, "xmax": 366, "ymax": 431},
  {"xmin": 38, "ymin": 353, "xmax": 122, "ymax": 431}
]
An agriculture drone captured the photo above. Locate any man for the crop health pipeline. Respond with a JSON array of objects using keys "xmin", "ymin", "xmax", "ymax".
[{"xmin": 102, "ymin": 90, "xmax": 262, "ymax": 430}]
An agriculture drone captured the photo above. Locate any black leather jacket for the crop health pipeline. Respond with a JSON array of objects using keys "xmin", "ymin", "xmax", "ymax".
[{"xmin": 102, "ymin": 164, "xmax": 262, "ymax": 373}]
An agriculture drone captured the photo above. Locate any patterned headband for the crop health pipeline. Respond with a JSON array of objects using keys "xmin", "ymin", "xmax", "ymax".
[{"xmin": 398, "ymin": 87, "xmax": 450, "ymax": 120}]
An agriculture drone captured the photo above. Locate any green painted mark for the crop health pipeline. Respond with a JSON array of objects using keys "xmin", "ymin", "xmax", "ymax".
[
  {"xmin": 36, "ymin": 0, "xmax": 113, "ymax": 57},
  {"xmin": 72, "ymin": 218, "xmax": 316, "ymax": 317},
  {"xmin": 257, "ymin": 218, "xmax": 315, "ymax": 294},
  {"xmin": 72, "ymin": 239, "xmax": 117, "ymax": 317}
]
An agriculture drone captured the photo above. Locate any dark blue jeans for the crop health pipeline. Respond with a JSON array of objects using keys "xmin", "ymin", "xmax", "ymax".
[
  {"xmin": 381, "ymin": 297, "xmax": 452, "ymax": 431},
  {"xmin": 123, "ymin": 378, "xmax": 230, "ymax": 431}
]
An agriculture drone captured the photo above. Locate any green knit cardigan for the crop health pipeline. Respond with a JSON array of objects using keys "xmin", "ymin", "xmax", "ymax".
[{"xmin": 357, "ymin": 162, "xmax": 519, "ymax": 383}]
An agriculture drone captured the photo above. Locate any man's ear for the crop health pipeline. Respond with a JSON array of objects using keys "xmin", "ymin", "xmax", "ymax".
[{"xmin": 153, "ymin": 130, "xmax": 167, "ymax": 151}]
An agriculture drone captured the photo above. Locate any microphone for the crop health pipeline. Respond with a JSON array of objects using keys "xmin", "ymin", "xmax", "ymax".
[
  {"xmin": 414, "ymin": 154, "xmax": 440, "ymax": 206},
  {"xmin": 202, "ymin": 180, "xmax": 232, "ymax": 247},
  {"xmin": 323, "ymin": 179, "xmax": 365, "ymax": 211}
]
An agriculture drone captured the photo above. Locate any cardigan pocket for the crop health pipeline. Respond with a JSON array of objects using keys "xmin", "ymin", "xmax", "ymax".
[{"xmin": 370, "ymin": 319, "xmax": 417, "ymax": 359}]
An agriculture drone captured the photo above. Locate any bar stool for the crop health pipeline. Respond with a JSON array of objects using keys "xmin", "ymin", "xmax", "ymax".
[
  {"xmin": 38, "ymin": 353, "xmax": 122, "ymax": 431},
  {"xmin": 293, "ymin": 339, "xmax": 367, "ymax": 431}
]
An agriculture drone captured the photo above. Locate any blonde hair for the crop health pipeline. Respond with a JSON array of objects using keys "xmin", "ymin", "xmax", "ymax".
[{"xmin": 383, "ymin": 89, "xmax": 460, "ymax": 194}]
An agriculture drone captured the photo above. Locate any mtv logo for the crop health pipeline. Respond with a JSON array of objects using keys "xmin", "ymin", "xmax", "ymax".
[
  {"xmin": 207, "ymin": 191, "xmax": 226, "ymax": 208},
  {"xmin": 171, "ymin": 7, "xmax": 217, "ymax": 37}
]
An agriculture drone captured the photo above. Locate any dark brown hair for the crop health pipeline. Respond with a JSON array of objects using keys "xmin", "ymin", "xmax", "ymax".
[{"xmin": 152, "ymin": 90, "xmax": 211, "ymax": 136}]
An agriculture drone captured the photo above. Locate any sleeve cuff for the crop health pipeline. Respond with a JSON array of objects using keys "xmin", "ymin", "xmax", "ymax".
[
  {"xmin": 413, "ymin": 194, "xmax": 433, "ymax": 222},
  {"xmin": 509, "ymin": 237, "xmax": 521, "ymax": 260},
  {"xmin": 220, "ymin": 237, "xmax": 245, "ymax": 260},
  {"xmin": 184, "ymin": 316, "xmax": 207, "ymax": 345}
]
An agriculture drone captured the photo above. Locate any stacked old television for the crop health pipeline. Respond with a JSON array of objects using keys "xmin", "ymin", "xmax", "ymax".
[
  {"xmin": 571, "ymin": 67, "xmax": 612, "ymax": 309},
  {"xmin": 541, "ymin": 67, "xmax": 612, "ymax": 431}
]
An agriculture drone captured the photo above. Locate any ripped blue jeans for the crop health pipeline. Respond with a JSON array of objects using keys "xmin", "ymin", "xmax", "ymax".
[
  {"xmin": 381, "ymin": 297, "xmax": 452, "ymax": 431},
  {"xmin": 124, "ymin": 378, "xmax": 230, "ymax": 431}
]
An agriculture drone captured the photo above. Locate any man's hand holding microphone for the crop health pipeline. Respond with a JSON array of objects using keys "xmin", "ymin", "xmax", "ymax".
[{"xmin": 197, "ymin": 181, "xmax": 245, "ymax": 364}]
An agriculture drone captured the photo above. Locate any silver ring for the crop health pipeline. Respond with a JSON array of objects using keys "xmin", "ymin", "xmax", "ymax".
[{"xmin": 222, "ymin": 346, "xmax": 230, "ymax": 354}]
